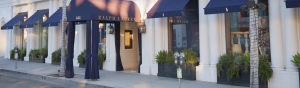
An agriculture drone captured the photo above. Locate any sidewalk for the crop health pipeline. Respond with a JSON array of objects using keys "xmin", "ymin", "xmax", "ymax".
[{"xmin": 0, "ymin": 58, "xmax": 246, "ymax": 88}]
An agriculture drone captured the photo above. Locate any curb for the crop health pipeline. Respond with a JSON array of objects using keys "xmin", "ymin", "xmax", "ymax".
[{"xmin": 0, "ymin": 69, "xmax": 113, "ymax": 88}]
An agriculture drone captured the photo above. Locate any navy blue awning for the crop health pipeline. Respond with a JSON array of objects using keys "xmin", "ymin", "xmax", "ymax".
[
  {"xmin": 67, "ymin": 0, "xmax": 141, "ymax": 22},
  {"xmin": 1, "ymin": 13, "xmax": 27, "ymax": 30},
  {"xmin": 147, "ymin": 0, "xmax": 190, "ymax": 18},
  {"xmin": 204, "ymin": 0, "xmax": 247, "ymax": 14},
  {"xmin": 20, "ymin": 10, "xmax": 49, "ymax": 28},
  {"xmin": 286, "ymin": 0, "xmax": 300, "ymax": 8},
  {"xmin": 42, "ymin": 8, "xmax": 62, "ymax": 27}
]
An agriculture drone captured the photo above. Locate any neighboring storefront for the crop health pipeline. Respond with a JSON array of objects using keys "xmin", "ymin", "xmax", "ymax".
[{"xmin": 0, "ymin": 0, "xmax": 299, "ymax": 87}]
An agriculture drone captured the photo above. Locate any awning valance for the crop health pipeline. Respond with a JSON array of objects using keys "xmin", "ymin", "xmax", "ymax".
[
  {"xmin": 20, "ymin": 10, "xmax": 49, "ymax": 28},
  {"xmin": 42, "ymin": 8, "xmax": 62, "ymax": 27},
  {"xmin": 1, "ymin": 13, "xmax": 27, "ymax": 30},
  {"xmin": 67, "ymin": 0, "xmax": 141, "ymax": 22},
  {"xmin": 286, "ymin": 0, "xmax": 300, "ymax": 8},
  {"xmin": 147, "ymin": 0, "xmax": 190, "ymax": 18},
  {"xmin": 204, "ymin": 0, "xmax": 247, "ymax": 14}
]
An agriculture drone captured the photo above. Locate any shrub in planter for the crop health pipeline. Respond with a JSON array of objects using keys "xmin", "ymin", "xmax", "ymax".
[
  {"xmin": 78, "ymin": 50, "xmax": 86, "ymax": 68},
  {"xmin": 156, "ymin": 50, "xmax": 176, "ymax": 78},
  {"xmin": 29, "ymin": 49, "xmax": 39, "ymax": 60},
  {"xmin": 51, "ymin": 48, "xmax": 67, "ymax": 65},
  {"xmin": 156, "ymin": 49, "xmax": 198, "ymax": 80},
  {"xmin": 98, "ymin": 49, "xmax": 106, "ymax": 70},
  {"xmin": 10, "ymin": 49, "xmax": 15, "ymax": 59},
  {"xmin": 217, "ymin": 53, "xmax": 273, "ymax": 88},
  {"xmin": 29, "ymin": 49, "xmax": 45, "ymax": 63},
  {"xmin": 19, "ymin": 49, "xmax": 26, "ymax": 61}
]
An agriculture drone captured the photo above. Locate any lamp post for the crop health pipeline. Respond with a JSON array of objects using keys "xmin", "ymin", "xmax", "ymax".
[{"xmin": 241, "ymin": 0, "xmax": 266, "ymax": 87}]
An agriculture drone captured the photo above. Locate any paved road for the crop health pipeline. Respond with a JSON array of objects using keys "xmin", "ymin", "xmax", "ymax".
[{"xmin": 0, "ymin": 71, "xmax": 96, "ymax": 88}]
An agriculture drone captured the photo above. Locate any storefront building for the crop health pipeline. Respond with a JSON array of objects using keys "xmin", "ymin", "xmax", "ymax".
[{"xmin": 0, "ymin": 0, "xmax": 299, "ymax": 88}]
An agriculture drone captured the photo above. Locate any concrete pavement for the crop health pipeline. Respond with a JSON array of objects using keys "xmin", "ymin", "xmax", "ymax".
[{"xmin": 0, "ymin": 58, "xmax": 247, "ymax": 88}]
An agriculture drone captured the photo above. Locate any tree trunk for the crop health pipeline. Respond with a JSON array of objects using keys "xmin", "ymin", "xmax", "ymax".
[
  {"xmin": 59, "ymin": 0, "xmax": 66, "ymax": 77},
  {"xmin": 249, "ymin": 0, "xmax": 259, "ymax": 88}
]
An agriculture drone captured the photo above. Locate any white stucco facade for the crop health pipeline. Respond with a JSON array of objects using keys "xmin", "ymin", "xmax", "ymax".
[{"xmin": 0, "ymin": 0, "xmax": 299, "ymax": 88}]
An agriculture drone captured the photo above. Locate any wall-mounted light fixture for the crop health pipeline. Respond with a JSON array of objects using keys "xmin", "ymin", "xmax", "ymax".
[
  {"xmin": 108, "ymin": 23, "xmax": 114, "ymax": 34},
  {"xmin": 139, "ymin": 20, "xmax": 146, "ymax": 33}
]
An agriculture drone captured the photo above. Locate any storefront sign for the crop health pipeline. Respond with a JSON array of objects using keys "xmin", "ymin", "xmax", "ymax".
[
  {"xmin": 98, "ymin": 16, "xmax": 137, "ymax": 22},
  {"xmin": 169, "ymin": 20, "xmax": 189, "ymax": 24}
]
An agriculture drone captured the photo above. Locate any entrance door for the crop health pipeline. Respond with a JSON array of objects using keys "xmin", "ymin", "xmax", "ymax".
[{"xmin": 120, "ymin": 22, "xmax": 139, "ymax": 73}]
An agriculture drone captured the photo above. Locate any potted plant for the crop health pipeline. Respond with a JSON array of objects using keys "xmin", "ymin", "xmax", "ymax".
[
  {"xmin": 291, "ymin": 52, "xmax": 300, "ymax": 85},
  {"xmin": 181, "ymin": 48, "xmax": 199, "ymax": 80},
  {"xmin": 19, "ymin": 49, "xmax": 26, "ymax": 61},
  {"xmin": 38, "ymin": 48, "xmax": 48, "ymax": 63},
  {"xmin": 29, "ymin": 49, "xmax": 39, "ymax": 62},
  {"xmin": 78, "ymin": 50, "xmax": 86, "ymax": 68},
  {"xmin": 156, "ymin": 50, "xmax": 175, "ymax": 78},
  {"xmin": 217, "ymin": 53, "xmax": 272, "ymax": 88},
  {"xmin": 98, "ymin": 49, "xmax": 106, "ymax": 70},
  {"xmin": 156, "ymin": 48, "xmax": 198, "ymax": 80}
]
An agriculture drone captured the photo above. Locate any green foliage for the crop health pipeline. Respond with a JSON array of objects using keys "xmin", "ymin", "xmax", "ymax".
[
  {"xmin": 243, "ymin": 53, "xmax": 250, "ymax": 74},
  {"xmin": 227, "ymin": 55, "xmax": 243, "ymax": 81},
  {"xmin": 217, "ymin": 52, "xmax": 273, "ymax": 82},
  {"xmin": 38, "ymin": 48, "xmax": 48, "ymax": 56},
  {"xmin": 166, "ymin": 51, "xmax": 175, "ymax": 64},
  {"xmin": 30, "ymin": 49, "xmax": 39, "ymax": 58},
  {"xmin": 227, "ymin": 64, "xmax": 240, "ymax": 81},
  {"xmin": 78, "ymin": 50, "xmax": 86, "ymax": 64},
  {"xmin": 52, "ymin": 48, "xmax": 61, "ymax": 63},
  {"xmin": 259, "ymin": 55, "xmax": 273, "ymax": 82},
  {"xmin": 10, "ymin": 49, "xmax": 15, "ymax": 59},
  {"xmin": 155, "ymin": 50, "xmax": 175, "ymax": 64},
  {"xmin": 155, "ymin": 50, "xmax": 168, "ymax": 63},
  {"xmin": 233, "ymin": 56, "xmax": 244, "ymax": 66},
  {"xmin": 217, "ymin": 54, "xmax": 232, "ymax": 78},
  {"xmin": 291, "ymin": 52, "xmax": 300, "ymax": 67},
  {"xmin": 19, "ymin": 49, "xmax": 26, "ymax": 56},
  {"xmin": 98, "ymin": 49, "xmax": 106, "ymax": 64},
  {"xmin": 181, "ymin": 48, "xmax": 198, "ymax": 64}
]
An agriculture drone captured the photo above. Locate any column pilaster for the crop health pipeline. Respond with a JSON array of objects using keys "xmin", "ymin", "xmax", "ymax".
[
  {"xmin": 284, "ymin": 8, "xmax": 299, "ymax": 72},
  {"xmin": 269, "ymin": 0, "xmax": 285, "ymax": 71}
]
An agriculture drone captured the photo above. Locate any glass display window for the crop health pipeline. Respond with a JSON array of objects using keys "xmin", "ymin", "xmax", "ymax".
[{"xmin": 225, "ymin": 0, "xmax": 270, "ymax": 61}]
